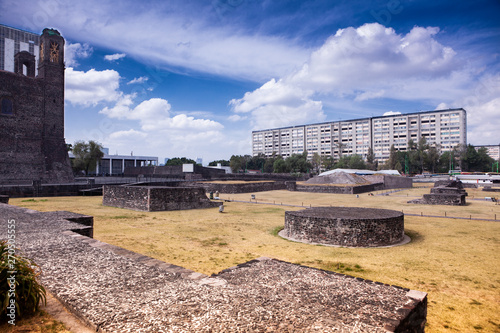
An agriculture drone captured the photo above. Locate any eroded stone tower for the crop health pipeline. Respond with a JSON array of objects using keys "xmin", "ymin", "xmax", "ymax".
[{"xmin": 0, "ymin": 28, "xmax": 73, "ymax": 183}]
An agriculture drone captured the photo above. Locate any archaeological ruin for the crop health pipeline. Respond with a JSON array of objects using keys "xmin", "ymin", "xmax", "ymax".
[
  {"xmin": 408, "ymin": 180, "xmax": 468, "ymax": 205},
  {"xmin": 281, "ymin": 207, "xmax": 406, "ymax": 247},
  {"xmin": 102, "ymin": 184, "xmax": 221, "ymax": 211},
  {"xmin": 0, "ymin": 28, "xmax": 73, "ymax": 184},
  {"xmin": 0, "ymin": 202, "xmax": 428, "ymax": 332}
]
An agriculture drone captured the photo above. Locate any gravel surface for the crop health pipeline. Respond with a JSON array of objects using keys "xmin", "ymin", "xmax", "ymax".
[{"xmin": 1, "ymin": 203, "xmax": 425, "ymax": 332}]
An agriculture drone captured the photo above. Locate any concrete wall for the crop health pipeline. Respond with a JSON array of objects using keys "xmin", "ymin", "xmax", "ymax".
[{"xmin": 283, "ymin": 208, "xmax": 405, "ymax": 247}]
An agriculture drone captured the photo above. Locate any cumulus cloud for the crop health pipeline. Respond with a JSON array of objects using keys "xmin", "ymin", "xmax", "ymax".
[
  {"xmin": 230, "ymin": 78, "xmax": 325, "ymax": 129},
  {"xmin": 65, "ymin": 68, "xmax": 121, "ymax": 105},
  {"xmin": 104, "ymin": 53, "xmax": 126, "ymax": 61},
  {"xmin": 65, "ymin": 42, "xmax": 93, "ymax": 67},
  {"xmin": 289, "ymin": 23, "xmax": 460, "ymax": 98},
  {"xmin": 100, "ymin": 97, "xmax": 223, "ymax": 132},
  {"xmin": 231, "ymin": 22, "xmax": 496, "ymax": 135}
]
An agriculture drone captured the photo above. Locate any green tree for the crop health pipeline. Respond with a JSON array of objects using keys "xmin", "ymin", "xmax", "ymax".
[
  {"xmin": 165, "ymin": 157, "xmax": 197, "ymax": 166},
  {"xmin": 208, "ymin": 159, "xmax": 230, "ymax": 167},
  {"xmin": 462, "ymin": 145, "xmax": 494, "ymax": 172},
  {"xmin": 381, "ymin": 145, "xmax": 398, "ymax": 170},
  {"xmin": 71, "ymin": 140, "xmax": 104, "ymax": 175},
  {"xmin": 311, "ymin": 152, "xmax": 322, "ymax": 174},
  {"xmin": 321, "ymin": 155, "xmax": 335, "ymax": 171},
  {"xmin": 285, "ymin": 151, "xmax": 311, "ymax": 173},
  {"xmin": 424, "ymin": 145, "xmax": 440, "ymax": 173},
  {"xmin": 335, "ymin": 154, "xmax": 366, "ymax": 170},
  {"xmin": 366, "ymin": 147, "xmax": 377, "ymax": 171},
  {"xmin": 273, "ymin": 156, "xmax": 289, "ymax": 173}
]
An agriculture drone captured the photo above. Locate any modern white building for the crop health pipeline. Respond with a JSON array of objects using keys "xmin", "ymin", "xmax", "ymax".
[
  {"xmin": 0, "ymin": 24, "xmax": 40, "ymax": 74},
  {"xmin": 252, "ymin": 108, "xmax": 467, "ymax": 162},
  {"xmin": 69, "ymin": 152, "xmax": 158, "ymax": 175}
]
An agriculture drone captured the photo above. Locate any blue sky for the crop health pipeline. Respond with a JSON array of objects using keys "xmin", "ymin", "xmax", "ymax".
[{"xmin": 2, "ymin": 0, "xmax": 499, "ymax": 164}]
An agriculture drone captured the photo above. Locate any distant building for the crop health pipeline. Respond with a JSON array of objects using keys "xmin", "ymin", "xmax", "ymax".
[
  {"xmin": 252, "ymin": 109, "xmax": 467, "ymax": 163},
  {"xmin": 68, "ymin": 151, "xmax": 159, "ymax": 176},
  {"xmin": 474, "ymin": 144, "xmax": 500, "ymax": 161},
  {"xmin": 0, "ymin": 27, "xmax": 73, "ymax": 183},
  {"xmin": 0, "ymin": 24, "xmax": 40, "ymax": 74}
]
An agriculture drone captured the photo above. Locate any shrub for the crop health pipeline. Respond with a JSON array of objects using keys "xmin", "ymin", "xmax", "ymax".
[{"xmin": 0, "ymin": 240, "xmax": 46, "ymax": 320}]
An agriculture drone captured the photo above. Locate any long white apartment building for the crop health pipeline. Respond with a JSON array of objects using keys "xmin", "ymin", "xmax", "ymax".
[{"xmin": 252, "ymin": 108, "xmax": 467, "ymax": 162}]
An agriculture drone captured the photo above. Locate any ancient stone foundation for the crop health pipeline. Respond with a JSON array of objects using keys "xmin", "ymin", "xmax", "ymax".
[
  {"xmin": 408, "ymin": 180, "xmax": 467, "ymax": 206},
  {"xmin": 282, "ymin": 207, "xmax": 405, "ymax": 247},
  {"xmin": 1, "ymin": 203, "xmax": 427, "ymax": 332},
  {"xmin": 102, "ymin": 185, "xmax": 220, "ymax": 211}
]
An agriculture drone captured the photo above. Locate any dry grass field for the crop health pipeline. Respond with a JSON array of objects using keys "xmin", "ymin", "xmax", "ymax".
[{"xmin": 10, "ymin": 185, "xmax": 500, "ymax": 332}]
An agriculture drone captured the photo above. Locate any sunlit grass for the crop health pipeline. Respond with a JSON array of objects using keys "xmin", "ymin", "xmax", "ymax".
[{"xmin": 10, "ymin": 186, "xmax": 500, "ymax": 333}]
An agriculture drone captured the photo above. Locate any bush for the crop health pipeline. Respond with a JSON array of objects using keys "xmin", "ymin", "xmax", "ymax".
[{"xmin": 1, "ymin": 240, "xmax": 46, "ymax": 320}]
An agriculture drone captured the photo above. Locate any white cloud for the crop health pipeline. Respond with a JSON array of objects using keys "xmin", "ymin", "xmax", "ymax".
[
  {"xmin": 127, "ymin": 76, "xmax": 149, "ymax": 85},
  {"xmin": 383, "ymin": 111, "xmax": 402, "ymax": 116},
  {"xmin": 230, "ymin": 78, "xmax": 325, "ymax": 129},
  {"xmin": 108, "ymin": 129, "xmax": 147, "ymax": 140},
  {"xmin": 104, "ymin": 53, "xmax": 126, "ymax": 61},
  {"xmin": 228, "ymin": 114, "xmax": 247, "ymax": 122},
  {"xmin": 65, "ymin": 42, "xmax": 93, "ymax": 67},
  {"xmin": 230, "ymin": 22, "xmax": 499, "ymax": 137},
  {"xmin": 2, "ymin": 0, "xmax": 309, "ymax": 82},
  {"xmin": 289, "ymin": 23, "xmax": 461, "ymax": 98},
  {"xmin": 65, "ymin": 68, "xmax": 121, "ymax": 106}
]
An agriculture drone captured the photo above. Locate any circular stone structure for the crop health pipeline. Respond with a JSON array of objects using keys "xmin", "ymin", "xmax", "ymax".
[{"xmin": 282, "ymin": 207, "xmax": 405, "ymax": 248}]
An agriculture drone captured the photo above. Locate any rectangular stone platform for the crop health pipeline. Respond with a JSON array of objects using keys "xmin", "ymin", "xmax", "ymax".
[{"xmin": 102, "ymin": 185, "xmax": 220, "ymax": 211}]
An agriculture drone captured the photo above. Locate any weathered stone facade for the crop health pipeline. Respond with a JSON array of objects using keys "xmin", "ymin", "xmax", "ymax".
[
  {"xmin": 0, "ymin": 28, "xmax": 73, "ymax": 184},
  {"xmin": 408, "ymin": 180, "xmax": 467, "ymax": 205},
  {"xmin": 102, "ymin": 185, "xmax": 220, "ymax": 211},
  {"xmin": 287, "ymin": 182, "xmax": 382, "ymax": 194},
  {"xmin": 282, "ymin": 207, "xmax": 405, "ymax": 247},
  {"xmin": 194, "ymin": 180, "xmax": 288, "ymax": 194}
]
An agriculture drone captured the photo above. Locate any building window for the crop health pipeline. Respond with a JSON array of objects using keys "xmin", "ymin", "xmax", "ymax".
[{"xmin": 0, "ymin": 98, "xmax": 13, "ymax": 115}]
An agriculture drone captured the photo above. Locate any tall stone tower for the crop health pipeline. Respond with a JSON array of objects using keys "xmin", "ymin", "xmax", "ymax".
[{"xmin": 0, "ymin": 28, "xmax": 73, "ymax": 184}]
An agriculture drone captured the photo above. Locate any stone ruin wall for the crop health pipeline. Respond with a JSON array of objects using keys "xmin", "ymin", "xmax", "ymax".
[
  {"xmin": 194, "ymin": 181, "xmax": 288, "ymax": 194},
  {"xmin": 283, "ymin": 207, "xmax": 405, "ymax": 247},
  {"xmin": 287, "ymin": 182, "xmax": 382, "ymax": 194},
  {"xmin": 102, "ymin": 185, "xmax": 220, "ymax": 212}
]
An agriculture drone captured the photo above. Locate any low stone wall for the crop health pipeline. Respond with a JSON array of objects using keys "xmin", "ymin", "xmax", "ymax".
[
  {"xmin": 194, "ymin": 181, "xmax": 287, "ymax": 194},
  {"xmin": 420, "ymin": 193, "xmax": 466, "ymax": 205},
  {"xmin": 0, "ymin": 195, "xmax": 8, "ymax": 204},
  {"xmin": 483, "ymin": 186, "xmax": 500, "ymax": 192},
  {"xmin": 283, "ymin": 207, "xmax": 405, "ymax": 247},
  {"xmin": 363, "ymin": 175, "xmax": 413, "ymax": 190},
  {"xmin": 289, "ymin": 182, "xmax": 381, "ymax": 194},
  {"xmin": 102, "ymin": 185, "xmax": 220, "ymax": 211}
]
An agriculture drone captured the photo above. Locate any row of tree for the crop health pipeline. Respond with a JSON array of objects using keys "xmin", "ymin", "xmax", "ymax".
[
  {"xmin": 227, "ymin": 138, "xmax": 496, "ymax": 175},
  {"xmin": 69, "ymin": 139, "xmax": 497, "ymax": 176},
  {"xmin": 383, "ymin": 139, "xmax": 495, "ymax": 174}
]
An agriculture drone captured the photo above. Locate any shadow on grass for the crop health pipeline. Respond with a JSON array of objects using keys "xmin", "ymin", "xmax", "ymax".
[{"xmin": 404, "ymin": 229, "xmax": 425, "ymax": 244}]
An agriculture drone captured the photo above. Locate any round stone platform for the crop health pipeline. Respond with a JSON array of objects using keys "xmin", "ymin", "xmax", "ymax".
[{"xmin": 281, "ymin": 207, "xmax": 406, "ymax": 248}]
